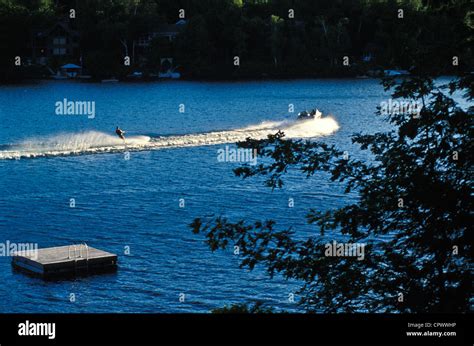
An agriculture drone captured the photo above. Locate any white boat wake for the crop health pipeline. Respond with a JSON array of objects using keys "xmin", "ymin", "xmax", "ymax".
[{"xmin": 0, "ymin": 117, "xmax": 339, "ymax": 160}]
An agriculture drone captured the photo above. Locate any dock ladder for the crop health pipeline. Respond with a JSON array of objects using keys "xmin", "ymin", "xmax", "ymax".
[{"xmin": 68, "ymin": 243, "xmax": 90, "ymax": 274}]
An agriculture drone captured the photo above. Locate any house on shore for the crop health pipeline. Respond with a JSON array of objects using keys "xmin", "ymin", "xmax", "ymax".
[
  {"xmin": 136, "ymin": 20, "xmax": 186, "ymax": 74},
  {"xmin": 31, "ymin": 20, "xmax": 80, "ymax": 65}
]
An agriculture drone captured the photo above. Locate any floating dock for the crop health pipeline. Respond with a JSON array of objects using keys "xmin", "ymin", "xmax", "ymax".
[{"xmin": 12, "ymin": 244, "xmax": 117, "ymax": 278}]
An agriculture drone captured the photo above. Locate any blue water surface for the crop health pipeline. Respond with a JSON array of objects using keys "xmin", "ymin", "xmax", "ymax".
[{"xmin": 0, "ymin": 79, "xmax": 391, "ymax": 312}]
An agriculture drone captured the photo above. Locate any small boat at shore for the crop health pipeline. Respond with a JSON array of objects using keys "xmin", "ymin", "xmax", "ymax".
[
  {"xmin": 101, "ymin": 78, "xmax": 119, "ymax": 83},
  {"xmin": 384, "ymin": 69, "xmax": 410, "ymax": 76}
]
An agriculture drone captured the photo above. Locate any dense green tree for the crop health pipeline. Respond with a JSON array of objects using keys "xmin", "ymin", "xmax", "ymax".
[
  {"xmin": 175, "ymin": 14, "xmax": 211, "ymax": 77},
  {"xmin": 0, "ymin": 0, "xmax": 472, "ymax": 80},
  {"xmin": 0, "ymin": 0, "xmax": 55, "ymax": 80}
]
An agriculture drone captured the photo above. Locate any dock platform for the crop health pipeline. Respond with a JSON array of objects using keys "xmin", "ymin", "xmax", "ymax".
[{"xmin": 12, "ymin": 244, "xmax": 117, "ymax": 278}]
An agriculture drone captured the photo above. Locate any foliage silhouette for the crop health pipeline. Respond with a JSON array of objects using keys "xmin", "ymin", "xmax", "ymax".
[{"xmin": 191, "ymin": 74, "xmax": 473, "ymax": 312}]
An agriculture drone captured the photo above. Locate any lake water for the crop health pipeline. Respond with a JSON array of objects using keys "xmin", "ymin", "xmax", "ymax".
[{"xmin": 0, "ymin": 79, "xmax": 392, "ymax": 312}]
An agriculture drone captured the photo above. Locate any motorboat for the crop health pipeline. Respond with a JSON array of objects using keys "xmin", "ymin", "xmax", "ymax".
[{"xmin": 297, "ymin": 108, "xmax": 322, "ymax": 120}]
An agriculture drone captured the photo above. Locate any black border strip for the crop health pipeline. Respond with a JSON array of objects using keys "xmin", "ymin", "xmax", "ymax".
[{"xmin": 0, "ymin": 313, "xmax": 471, "ymax": 345}]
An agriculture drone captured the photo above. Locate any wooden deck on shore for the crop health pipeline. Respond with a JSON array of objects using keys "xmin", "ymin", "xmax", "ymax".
[{"xmin": 12, "ymin": 244, "xmax": 117, "ymax": 278}]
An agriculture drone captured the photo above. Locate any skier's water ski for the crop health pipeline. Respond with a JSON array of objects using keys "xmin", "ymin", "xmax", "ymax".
[{"xmin": 115, "ymin": 127, "xmax": 125, "ymax": 141}]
